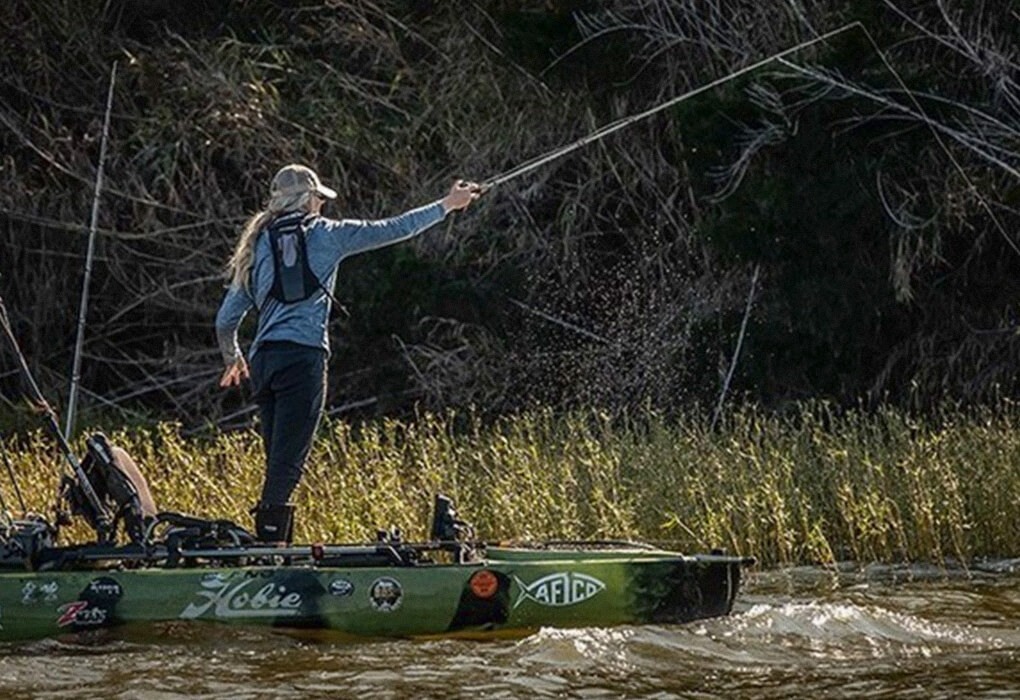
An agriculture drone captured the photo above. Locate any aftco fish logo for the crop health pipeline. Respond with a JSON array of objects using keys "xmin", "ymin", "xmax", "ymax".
[{"xmin": 512, "ymin": 572, "xmax": 606, "ymax": 609}]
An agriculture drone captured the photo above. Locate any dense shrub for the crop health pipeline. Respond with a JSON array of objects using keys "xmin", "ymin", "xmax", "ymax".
[{"xmin": 0, "ymin": 1, "xmax": 1016, "ymax": 430}]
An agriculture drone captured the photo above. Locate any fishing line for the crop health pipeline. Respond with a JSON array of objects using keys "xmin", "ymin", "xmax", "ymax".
[
  {"xmin": 778, "ymin": 26, "xmax": 1018, "ymax": 258},
  {"xmin": 711, "ymin": 263, "xmax": 760, "ymax": 432},
  {"xmin": 481, "ymin": 21, "xmax": 1015, "ymax": 257}
]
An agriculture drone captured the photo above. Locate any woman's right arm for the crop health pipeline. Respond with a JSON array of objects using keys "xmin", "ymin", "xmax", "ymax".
[{"xmin": 215, "ymin": 285, "xmax": 253, "ymax": 386}]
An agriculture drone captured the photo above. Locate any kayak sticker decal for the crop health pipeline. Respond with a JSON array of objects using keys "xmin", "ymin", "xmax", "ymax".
[
  {"xmin": 21, "ymin": 580, "xmax": 59, "ymax": 605},
  {"xmin": 56, "ymin": 600, "xmax": 107, "ymax": 627},
  {"xmin": 87, "ymin": 578, "xmax": 122, "ymax": 599},
  {"xmin": 368, "ymin": 577, "xmax": 402, "ymax": 613},
  {"xmin": 180, "ymin": 574, "xmax": 302, "ymax": 620},
  {"xmin": 512, "ymin": 572, "xmax": 606, "ymax": 609},
  {"xmin": 329, "ymin": 579, "xmax": 355, "ymax": 597},
  {"xmin": 447, "ymin": 570, "xmax": 511, "ymax": 632},
  {"xmin": 55, "ymin": 576, "xmax": 125, "ymax": 630}
]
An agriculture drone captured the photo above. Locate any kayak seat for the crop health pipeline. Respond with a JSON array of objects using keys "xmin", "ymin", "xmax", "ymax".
[
  {"xmin": 60, "ymin": 432, "xmax": 157, "ymax": 545},
  {"xmin": 60, "ymin": 432, "xmax": 254, "ymax": 549}
]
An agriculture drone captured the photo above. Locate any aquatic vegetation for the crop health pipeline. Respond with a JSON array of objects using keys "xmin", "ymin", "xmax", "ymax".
[{"xmin": 3, "ymin": 403, "xmax": 1017, "ymax": 567}]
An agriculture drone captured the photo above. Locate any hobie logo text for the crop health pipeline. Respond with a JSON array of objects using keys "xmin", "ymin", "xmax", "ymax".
[
  {"xmin": 513, "ymin": 572, "xmax": 606, "ymax": 608},
  {"xmin": 180, "ymin": 575, "xmax": 302, "ymax": 620}
]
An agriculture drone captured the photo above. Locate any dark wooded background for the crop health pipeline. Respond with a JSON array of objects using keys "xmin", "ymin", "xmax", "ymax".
[{"xmin": 1, "ymin": 0, "xmax": 1016, "ymax": 429}]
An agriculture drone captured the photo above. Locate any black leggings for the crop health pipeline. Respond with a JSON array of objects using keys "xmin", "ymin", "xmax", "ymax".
[{"xmin": 250, "ymin": 341, "xmax": 326, "ymax": 506}]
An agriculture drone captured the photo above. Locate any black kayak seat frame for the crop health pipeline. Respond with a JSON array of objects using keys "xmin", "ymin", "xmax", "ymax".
[
  {"xmin": 59, "ymin": 433, "xmax": 156, "ymax": 545},
  {"xmin": 59, "ymin": 432, "xmax": 253, "ymax": 550}
]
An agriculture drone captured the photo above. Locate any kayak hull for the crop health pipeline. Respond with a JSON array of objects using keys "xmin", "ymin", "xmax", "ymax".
[{"xmin": 0, "ymin": 548, "xmax": 742, "ymax": 642}]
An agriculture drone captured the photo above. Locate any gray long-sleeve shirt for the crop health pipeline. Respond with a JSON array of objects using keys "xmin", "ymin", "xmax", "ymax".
[{"xmin": 215, "ymin": 200, "xmax": 447, "ymax": 366}]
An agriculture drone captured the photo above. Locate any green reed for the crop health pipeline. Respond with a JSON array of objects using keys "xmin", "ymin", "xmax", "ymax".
[{"xmin": 2, "ymin": 403, "xmax": 1018, "ymax": 567}]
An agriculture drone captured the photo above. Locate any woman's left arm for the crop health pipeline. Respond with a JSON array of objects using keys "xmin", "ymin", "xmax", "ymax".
[
  {"xmin": 320, "ymin": 180, "xmax": 482, "ymax": 260},
  {"xmin": 324, "ymin": 200, "xmax": 447, "ymax": 259}
]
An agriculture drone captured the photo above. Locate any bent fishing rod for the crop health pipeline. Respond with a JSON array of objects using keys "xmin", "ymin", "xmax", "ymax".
[
  {"xmin": 480, "ymin": 22, "xmax": 865, "ymax": 190},
  {"xmin": 477, "ymin": 20, "xmax": 1012, "ymax": 258},
  {"xmin": 0, "ymin": 291, "xmax": 110, "ymax": 524}
]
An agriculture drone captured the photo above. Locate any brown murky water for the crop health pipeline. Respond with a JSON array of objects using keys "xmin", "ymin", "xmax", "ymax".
[{"xmin": 1, "ymin": 563, "xmax": 1017, "ymax": 698}]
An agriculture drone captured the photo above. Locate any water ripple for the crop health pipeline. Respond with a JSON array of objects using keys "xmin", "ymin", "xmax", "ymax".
[{"xmin": 1, "ymin": 571, "xmax": 1018, "ymax": 698}]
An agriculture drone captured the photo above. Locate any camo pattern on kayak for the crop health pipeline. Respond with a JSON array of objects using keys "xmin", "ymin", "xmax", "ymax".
[{"xmin": 0, "ymin": 550, "xmax": 742, "ymax": 641}]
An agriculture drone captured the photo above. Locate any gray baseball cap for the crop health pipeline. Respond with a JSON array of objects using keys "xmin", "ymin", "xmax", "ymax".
[{"xmin": 270, "ymin": 163, "xmax": 337, "ymax": 199}]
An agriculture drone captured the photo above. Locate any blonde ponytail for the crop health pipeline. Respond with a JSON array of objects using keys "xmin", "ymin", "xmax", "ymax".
[{"xmin": 225, "ymin": 189, "xmax": 313, "ymax": 290}]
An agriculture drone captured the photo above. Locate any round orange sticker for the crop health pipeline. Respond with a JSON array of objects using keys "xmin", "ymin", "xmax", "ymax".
[{"xmin": 469, "ymin": 569, "xmax": 499, "ymax": 599}]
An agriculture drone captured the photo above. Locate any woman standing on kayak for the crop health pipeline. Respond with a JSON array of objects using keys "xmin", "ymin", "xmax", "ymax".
[{"xmin": 216, "ymin": 164, "xmax": 481, "ymax": 543}]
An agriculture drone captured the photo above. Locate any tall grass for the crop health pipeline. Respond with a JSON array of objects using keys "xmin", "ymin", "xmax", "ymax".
[{"xmin": 2, "ymin": 403, "xmax": 1018, "ymax": 567}]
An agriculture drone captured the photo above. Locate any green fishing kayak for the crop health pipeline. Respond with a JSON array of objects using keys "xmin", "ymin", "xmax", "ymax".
[
  {"xmin": 0, "ymin": 545, "xmax": 745, "ymax": 642},
  {"xmin": 0, "ymin": 296, "xmax": 753, "ymax": 644}
]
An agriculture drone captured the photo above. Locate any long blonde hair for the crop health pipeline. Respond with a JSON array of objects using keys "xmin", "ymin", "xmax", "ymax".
[{"xmin": 226, "ymin": 189, "xmax": 312, "ymax": 290}]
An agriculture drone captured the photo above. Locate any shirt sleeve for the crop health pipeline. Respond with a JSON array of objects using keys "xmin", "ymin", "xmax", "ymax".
[
  {"xmin": 214, "ymin": 284, "xmax": 254, "ymax": 367},
  {"xmin": 314, "ymin": 200, "xmax": 447, "ymax": 264}
]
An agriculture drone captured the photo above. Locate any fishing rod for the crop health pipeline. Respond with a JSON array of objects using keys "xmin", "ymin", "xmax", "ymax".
[
  {"xmin": 481, "ymin": 22, "xmax": 865, "ymax": 190},
  {"xmin": 65, "ymin": 61, "xmax": 117, "ymax": 439},
  {"xmin": 480, "ymin": 16, "xmax": 1013, "ymax": 259},
  {"xmin": 0, "ymin": 292, "xmax": 110, "ymax": 527},
  {"xmin": 474, "ymin": 19, "xmax": 1015, "ymax": 423}
]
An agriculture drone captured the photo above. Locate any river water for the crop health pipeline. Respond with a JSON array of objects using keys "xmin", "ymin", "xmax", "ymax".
[{"xmin": 1, "ymin": 563, "xmax": 1017, "ymax": 698}]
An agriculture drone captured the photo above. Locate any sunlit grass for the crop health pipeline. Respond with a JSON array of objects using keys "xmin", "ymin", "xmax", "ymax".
[{"xmin": 3, "ymin": 403, "xmax": 1018, "ymax": 567}]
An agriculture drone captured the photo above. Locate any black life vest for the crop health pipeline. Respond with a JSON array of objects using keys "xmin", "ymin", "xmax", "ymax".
[{"xmin": 266, "ymin": 213, "xmax": 320, "ymax": 304}]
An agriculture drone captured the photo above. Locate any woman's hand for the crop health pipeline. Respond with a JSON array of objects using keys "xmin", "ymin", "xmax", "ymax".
[
  {"xmin": 442, "ymin": 179, "xmax": 484, "ymax": 212},
  {"xmin": 219, "ymin": 358, "xmax": 250, "ymax": 388}
]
